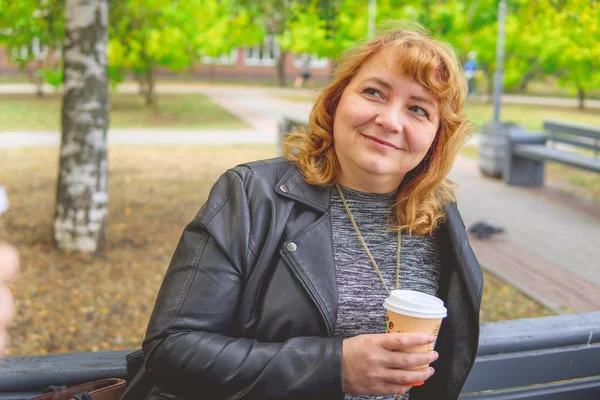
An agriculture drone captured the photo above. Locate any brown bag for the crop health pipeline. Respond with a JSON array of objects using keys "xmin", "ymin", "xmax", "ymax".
[{"xmin": 28, "ymin": 378, "xmax": 126, "ymax": 400}]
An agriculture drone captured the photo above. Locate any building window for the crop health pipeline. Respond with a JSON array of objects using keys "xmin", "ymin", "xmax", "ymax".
[
  {"xmin": 201, "ymin": 48, "xmax": 238, "ymax": 66},
  {"xmin": 9, "ymin": 37, "xmax": 49, "ymax": 61},
  {"xmin": 244, "ymin": 35, "xmax": 279, "ymax": 67},
  {"xmin": 293, "ymin": 53, "xmax": 329, "ymax": 69}
]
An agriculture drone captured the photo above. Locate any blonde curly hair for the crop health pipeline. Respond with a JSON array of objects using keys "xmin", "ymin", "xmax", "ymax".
[{"xmin": 283, "ymin": 28, "xmax": 471, "ymax": 236}]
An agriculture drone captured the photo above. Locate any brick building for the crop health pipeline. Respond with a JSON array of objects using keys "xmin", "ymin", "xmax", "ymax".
[{"xmin": 0, "ymin": 38, "xmax": 334, "ymax": 84}]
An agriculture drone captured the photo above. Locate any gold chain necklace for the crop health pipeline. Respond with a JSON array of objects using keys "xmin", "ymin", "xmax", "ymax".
[{"xmin": 335, "ymin": 182, "xmax": 401, "ymax": 297}]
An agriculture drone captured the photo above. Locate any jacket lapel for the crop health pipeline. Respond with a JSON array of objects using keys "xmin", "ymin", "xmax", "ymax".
[{"xmin": 276, "ymin": 166, "xmax": 338, "ymax": 336}]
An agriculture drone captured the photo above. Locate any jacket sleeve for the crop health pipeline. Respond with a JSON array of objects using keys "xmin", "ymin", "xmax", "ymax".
[{"xmin": 142, "ymin": 169, "xmax": 343, "ymax": 399}]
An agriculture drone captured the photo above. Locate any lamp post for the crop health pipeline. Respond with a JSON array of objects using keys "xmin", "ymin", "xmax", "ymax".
[
  {"xmin": 368, "ymin": 0, "xmax": 376, "ymax": 39},
  {"xmin": 493, "ymin": 0, "xmax": 507, "ymax": 123},
  {"xmin": 479, "ymin": 0, "xmax": 523, "ymax": 179}
]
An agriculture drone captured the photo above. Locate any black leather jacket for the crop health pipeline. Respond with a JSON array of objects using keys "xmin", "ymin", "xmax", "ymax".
[{"xmin": 127, "ymin": 157, "xmax": 483, "ymax": 400}]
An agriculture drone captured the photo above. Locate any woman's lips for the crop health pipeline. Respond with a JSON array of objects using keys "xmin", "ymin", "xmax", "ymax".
[{"xmin": 362, "ymin": 134, "xmax": 400, "ymax": 150}]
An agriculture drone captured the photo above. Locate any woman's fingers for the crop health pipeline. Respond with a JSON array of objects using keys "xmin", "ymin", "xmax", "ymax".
[
  {"xmin": 378, "ymin": 332, "xmax": 435, "ymax": 352},
  {"xmin": 385, "ymin": 349, "xmax": 438, "ymax": 369},
  {"xmin": 0, "ymin": 244, "xmax": 19, "ymax": 282},
  {"xmin": 342, "ymin": 333, "xmax": 438, "ymax": 396},
  {"xmin": 0, "ymin": 285, "xmax": 15, "ymax": 328},
  {"xmin": 0, "ymin": 331, "xmax": 8, "ymax": 356},
  {"xmin": 381, "ymin": 366, "xmax": 436, "ymax": 386}
]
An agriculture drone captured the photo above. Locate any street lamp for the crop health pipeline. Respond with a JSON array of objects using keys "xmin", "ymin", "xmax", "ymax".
[
  {"xmin": 368, "ymin": 0, "xmax": 376, "ymax": 39},
  {"xmin": 493, "ymin": 0, "xmax": 507, "ymax": 123}
]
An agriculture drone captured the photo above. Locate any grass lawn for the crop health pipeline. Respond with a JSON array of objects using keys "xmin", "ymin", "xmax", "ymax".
[
  {"xmin": 273, "ymin": 94, "xmax": 600, "ymax": 132},
  {"xmin": 2, "ymin": 145, "xmax": 554, "ymax": 356},
  {"xmin": 459, "ymin": 145, "xmax": 600, "ymax": 204},
  {"xmin": 0, "ymin": 93, "xmax": 248, "ymax": 131}
]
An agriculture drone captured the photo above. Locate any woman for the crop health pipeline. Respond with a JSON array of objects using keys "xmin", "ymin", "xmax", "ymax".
[{"xmin": 126, "ymin": 28, "xmax": 483, "ymax": 400}]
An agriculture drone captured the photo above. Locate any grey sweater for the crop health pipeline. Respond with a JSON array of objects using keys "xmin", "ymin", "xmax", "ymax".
[{"xmin": 330, "ymin": 185, "xmax": 443, "ymax": 400}]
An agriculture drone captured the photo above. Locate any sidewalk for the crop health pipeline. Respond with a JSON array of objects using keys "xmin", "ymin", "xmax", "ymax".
[
  {"xmin": 1, "ymin": 82, "xmax": 599, "ymax": 109},
  {"xmin": 1, "ymin": 84, "xmax": 599, "ymax": 314},
  {"xmin": 449, "ymin": 157, "xmax": 600, "ymax": 313}
]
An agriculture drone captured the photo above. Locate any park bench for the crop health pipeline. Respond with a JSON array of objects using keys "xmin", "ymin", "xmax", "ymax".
[
  {"xmin": 1, "ymin": 312, "xmax": 599, "ymax": 399},
  {"xmin": 504, "ymin": 119, "xmax": 600, "ymax": 186}
]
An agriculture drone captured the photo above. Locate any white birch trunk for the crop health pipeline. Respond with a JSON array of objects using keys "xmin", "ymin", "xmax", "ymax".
[{"xmin": 53, "ymin": 0, "xmax": 109, "ymax": 253}]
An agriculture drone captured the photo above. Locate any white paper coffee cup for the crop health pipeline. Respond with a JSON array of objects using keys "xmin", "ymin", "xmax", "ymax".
[{"xmin": 383, "ymin": 290, "xmax": 447, "ymax": 386}]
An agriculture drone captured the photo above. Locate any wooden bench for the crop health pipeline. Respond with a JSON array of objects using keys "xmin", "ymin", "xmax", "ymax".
[
  {"xmin": 2, "ymin": 312, "xmax": 599, "ymax": 400},
  {"xmin": 504, "ymin": 119, "xmax": 600, "ymax": 186}
]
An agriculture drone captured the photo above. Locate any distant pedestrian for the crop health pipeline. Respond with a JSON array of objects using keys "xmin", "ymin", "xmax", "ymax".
[
  {"xmin": 294, "ymin": 53, "xmax": 313, "ymax": 88},
  {"xmin": 464, "ymin": 51, "xmax": 478, "ymax": 96}
]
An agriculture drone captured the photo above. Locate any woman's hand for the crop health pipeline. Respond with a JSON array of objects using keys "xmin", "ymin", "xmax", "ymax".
[
  {"xmin": 0, "ymin": 243, "xmax": 19, "ymax": 357},
  {"xmin": 342, "ymin": 332, "xmax": 438, "ymax": 396}
]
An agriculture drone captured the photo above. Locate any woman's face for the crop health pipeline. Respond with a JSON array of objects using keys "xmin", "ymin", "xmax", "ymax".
[{"xmin": 333, "ymin": 55, "xmax": 440, "ymax": 193}]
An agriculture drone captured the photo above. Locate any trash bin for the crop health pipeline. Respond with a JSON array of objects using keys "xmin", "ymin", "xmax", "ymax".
[
  {"xmin": 278, "ymin": 117, "xmax": 308, "ymax": 155},
  {"xmin": 478, "ymin": 121, "xmax": 523, "ymax": 179}
]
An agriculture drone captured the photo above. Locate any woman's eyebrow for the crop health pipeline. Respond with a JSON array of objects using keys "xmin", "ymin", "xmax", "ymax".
[{"xmin": 363, "ymin": 77, "xmax": 393, "ymax": 90}]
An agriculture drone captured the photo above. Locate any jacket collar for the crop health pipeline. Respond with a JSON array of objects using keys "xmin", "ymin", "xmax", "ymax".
[{"xmin": 274, "ymin": 164, "xmax": 330, "ymax": 213}]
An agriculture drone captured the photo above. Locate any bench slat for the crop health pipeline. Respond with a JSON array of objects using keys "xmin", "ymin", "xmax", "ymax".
[
  {"xmin": 0, "ymin": 350, "xmax": 130, "ymax": 391},
  {"xmin": 544, "ymin": 119, "xmax": 600, "ymax": 141},
  {"xmin": 549, "ymin": 137, "xmax": 600, "ymax": 153},
  {"xmin": 462, "ymin": 343, "xmax": 600, "ymax": 393},
  {"xmin": 460, "ymin": 376, "xmax": 600, "ymax": 399},
  {"xmin": 514, "ymin": 144, "xmax": 600, "ymax": 173},
  {"xmin": 0, "ymin": 393, "xmax": 40, "ymax": 400}
]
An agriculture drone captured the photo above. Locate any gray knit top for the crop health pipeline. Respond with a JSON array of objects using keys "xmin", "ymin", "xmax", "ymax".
[{"xmin": 330, "ymin": 185, "xmax": 443, "ymax": 400}]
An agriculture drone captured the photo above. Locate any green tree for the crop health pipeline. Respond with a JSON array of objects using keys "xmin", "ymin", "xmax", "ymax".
[
  {"xmin": 526, "ymin": 0, "xmax": 599, "ymax": 109},
  {"xmin": 235, "ymin": 0, "xmax": 303, "ymax": 87},
  {"xmin": 108, "ymin": 0, "xmax": 259, "ymax": 106},
  {"xmin": 281, "ymin": 0, "xmax": 368, "ymax": 63},
  {"xmin": 0, "ymin": 0, "xmax": 65, "ymax": 96}
]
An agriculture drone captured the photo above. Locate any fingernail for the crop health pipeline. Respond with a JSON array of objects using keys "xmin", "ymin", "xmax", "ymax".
[
  {"xmin": 429, "ymin": 367, "xmax": 435, "ymax": 375},
  {"xmin": 434, "ymin": 351, "xmax": 439, "ymax": 360},
  {"xmin": 428, "ymin": 335, "xmax": 436, "ymax": 342}
]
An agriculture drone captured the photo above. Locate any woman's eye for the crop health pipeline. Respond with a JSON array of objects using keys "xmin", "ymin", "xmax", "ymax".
[
  {"xmin": 362, "ymin": 87, "xmax": 382, "ymax": 98},
  {"xmin": 410, "ymin": 106, "xmax": 430, "ymax": 118}
]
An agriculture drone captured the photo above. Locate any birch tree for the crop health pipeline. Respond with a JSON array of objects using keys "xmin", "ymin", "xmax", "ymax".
[{"xmin": 53, "ymin": 0, "xmax": 109, "ymax": 253}]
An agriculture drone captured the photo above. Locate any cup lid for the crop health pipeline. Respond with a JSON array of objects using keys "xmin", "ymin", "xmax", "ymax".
[{"xmin": 383, "ymin": 290, "xmax": 447, "ymax": 319}]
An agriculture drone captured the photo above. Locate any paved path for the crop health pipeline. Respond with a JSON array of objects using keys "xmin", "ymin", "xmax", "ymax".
[
  {"xmin": 1, "ymin": 82, "xmax": 599, "ymax": 109},
  {"xmin": 2, "ymin": 84, "xmax": 599, "ymax": 313},
  {"xmin": 449, "ymin": 157, "xmax": 600, "ymax": 313}
]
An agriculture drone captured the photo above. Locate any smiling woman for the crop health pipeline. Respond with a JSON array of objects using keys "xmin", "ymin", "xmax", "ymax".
[
  {"xmin": 333, "ymin": 70, "xmax": 440, "ymax": 194},
  {"xmin": 126, "ymin": 28, "xmax": 482, "ymax": 400}
]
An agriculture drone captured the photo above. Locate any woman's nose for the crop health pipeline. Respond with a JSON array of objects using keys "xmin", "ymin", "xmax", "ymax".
[{"xmin": 374, "ymin": 105, "xmax": 404, "ymax": 134}]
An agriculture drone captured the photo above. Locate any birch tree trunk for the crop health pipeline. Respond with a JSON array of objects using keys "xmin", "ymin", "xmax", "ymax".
[{"xmin": 53, "ymin": 0, "xmax": 109, "ymax": 253}]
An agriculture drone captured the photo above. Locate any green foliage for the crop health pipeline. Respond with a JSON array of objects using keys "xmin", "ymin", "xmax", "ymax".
[
  {"xmin": 281, "ymin": 0, "xmax": 367, "ymax": 59},
  {"xmin": 1, "ymin": 0, "xmax": 598, "ymax": 106},
  {"xmin": 0, "ymin": 0, "xmax": 64, "ymax": 87},
  {"xmin": 38, "ymin": 67, "xmax": 63, "ymax": 90},
  {"xmin": 108, "ymin": 0, "xmax": 261, "ymax": 104}
]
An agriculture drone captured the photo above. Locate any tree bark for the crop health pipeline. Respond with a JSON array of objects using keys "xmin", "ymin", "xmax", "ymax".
[
  {"xmin": 518, "ymin": 66, "xmax": 539, "ymax": 93},
  {"xmin": 144, "ymin": 63, "xmax": 155, "ymax": 106},
  {"xmin": 26, "ymin": 63, "xmax": 45, "ymax": 98},
  {"xmin": 53, "ymin": 0, "xmax": 109, "ymax": 253},
  {"xmin": 277, "ymin": 50, "xmax": 287, "ymax": 87},
  {"xmin": 577, "ymin": 86, "xmax": 585, "ymax": 110}
]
